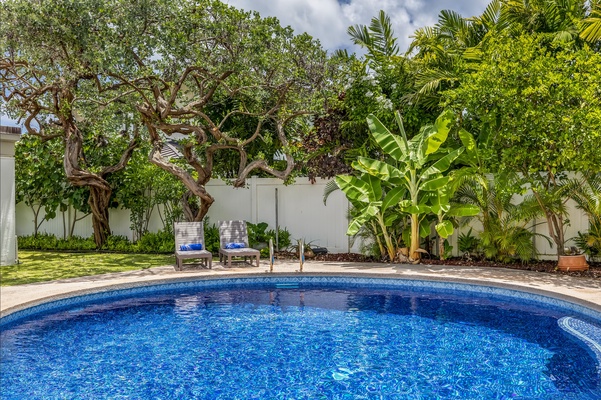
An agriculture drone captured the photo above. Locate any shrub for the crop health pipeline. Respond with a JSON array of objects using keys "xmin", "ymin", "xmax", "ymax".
[
  {"xmin": 202, "ymin": 219, "xmax": 220, "ymax": 254},
  {"xmin": 102, "ymin": 235, "xmax": 134, "ymax": 252},
  {"xmin": 458, "ymin": 228, "xmax": 480, "ymax": 257},
  {"xmin": 265, "ymin": 227, "xmax": 291, "ymax": 251},
  {"xmin": 18, "ymin": 233, "xmax": 96, "ymax": 251},
  {"xmin": 135, "ymin": 230, "xmax": 174, "ymax": 253}
]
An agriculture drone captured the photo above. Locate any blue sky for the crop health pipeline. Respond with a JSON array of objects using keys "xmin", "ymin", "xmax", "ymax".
[
  {"xmin": 1, "ymin": 0, "xmax": 491, "ymax": 128},
  {"xmin": 225, "ymin": 0, "xmax": 490, "ymax": 53}
]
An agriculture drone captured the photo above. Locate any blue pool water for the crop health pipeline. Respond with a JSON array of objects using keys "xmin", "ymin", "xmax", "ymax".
[{"xmin": 1, "ymin": 277, "xmax": 600, "ymax": 399}]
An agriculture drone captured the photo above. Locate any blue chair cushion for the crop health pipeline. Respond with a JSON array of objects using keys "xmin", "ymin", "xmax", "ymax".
[
  {"xmin": 180, "ymin": 243, "xmax": 203, "ymax": 251},
  {"xmin": 225, "ymin": 242, "xmax": 246, "ymax": 249}
]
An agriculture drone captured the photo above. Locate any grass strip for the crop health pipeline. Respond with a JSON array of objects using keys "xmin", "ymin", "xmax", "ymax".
[{"xmin": 0, "ymin": 251, "xmax": 175, "ymax": 286}]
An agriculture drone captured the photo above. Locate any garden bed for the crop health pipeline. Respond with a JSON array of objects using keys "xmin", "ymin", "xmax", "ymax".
[{"xmin": 275, "ymin": 252, "xmax": 601, "ymax": 279}]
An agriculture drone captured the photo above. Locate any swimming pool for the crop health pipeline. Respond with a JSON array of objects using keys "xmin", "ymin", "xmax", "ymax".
[{"xmin": 1, "ymin": 276, "xmax": 600, "ymax": 398}]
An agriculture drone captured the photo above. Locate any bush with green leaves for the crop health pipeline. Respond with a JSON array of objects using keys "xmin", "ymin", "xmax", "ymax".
[
  {"xmin": 566, "ymin": 173, "xmax": 601, "ymax": 261},
  {"xmin": 454, "ymin": 174, "xmax": 548, "ymax": 263},
  {"xmin": 100, "ymin": 235, "xmax": 134, "ymax": 253},
  {"xmin": 246, "ymin": 222, "xmax": 270, "ymax": 246},
  {"xmin": 267, "ymin": 227, "xmax": 291, "ymax": 251},
  {"xmin": 574, "ymin": 228, "xmax": 601, "ymax": 261},
  {"xmin": 457, "ymin": 228, "xmax": 481, "ymax": 258},
  {"xmin": 134, "ymin": 231, "xmax": 174, "ymax": 254},
  {"xmin": 18, "ymin": 234, "xmax": 96, "ymax": 251}
]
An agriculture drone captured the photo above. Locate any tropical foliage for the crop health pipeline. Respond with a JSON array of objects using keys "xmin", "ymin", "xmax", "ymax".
[
  {"xmin": 444, "ymin": 33, "xmax": 601, "ymax": 256},
  {"xmin": 4, "ymin": 0, "xmax": 601, "ymax": 264},
  {"xmin": 1, "ymin": 0, "xmax": 332, "ymax": 248},
  {"xmin": 335, "ymin": 110, "xmax": 467, "ymax": 261},
  {"xmin": 568, "ymin": 174, "xmax": 601, "ymax": 259}
]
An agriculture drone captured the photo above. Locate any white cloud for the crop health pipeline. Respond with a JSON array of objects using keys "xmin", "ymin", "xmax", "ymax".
[{"xmin": 224, "ymin": 0, "xmax": 491, "ymax": 54}]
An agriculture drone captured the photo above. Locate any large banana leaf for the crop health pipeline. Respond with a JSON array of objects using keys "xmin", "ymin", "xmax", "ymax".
[
  {"xmin": 420, "ymin": 175, "xmax": 449, "ymax": 191},
  {"xmin": 394, "ymin": 111, "xmax": 410, "ymax": 152},
  {"xmin": 425, "ymin": 109, "xmax": 454, "ymax": 155},
  {"xmin": 428, "ymin": 189, "xmax": 451, "ymax": 214},
  {"xmin": 367, "ymin": 113, "xmax": 407, "ymax": 161},
  {"xmin": 446, "ymin": 204, "xmax": 480, "ymax": 217},
  {"xmin": 384, "ymin": 212, "xmax": 402, "ymax": 226},
  {"xmin": 435, "ymin": 220, "xmax": 454, "ymax": 238},
  {"xmin": 420, "ymin": 147, "xmax": 464, "ymax": 179},
  {"xmin": 363, "ymin": 174, "xmax": 382, "ymax": 202},
  {"xmin": 347, "ymin": 203, "xmax": 380, "ymax": 235},
  {"xmin": 353, "ymin": 157, "xmax": 404, "ymax": 181},
  {"xmin": 382, "ymin": 186, "xmax": 406, "ymax": 211},
  {"xmin": 334, "ymin": 175, "xmax": 371, "ymax": 204},
  {"xmin": 399, "ymin": 200, "xmax": 431, "ymax": 215},
  {"xmin": 419, "ymin": 220, "xmax": 431, "ymax": 238}
]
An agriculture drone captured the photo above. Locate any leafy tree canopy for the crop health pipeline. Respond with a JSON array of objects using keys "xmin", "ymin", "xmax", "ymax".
[
  {"xmin": 1, "ymin": 0, "xmax": 334, "ymax": 230},
  {"xmin": 444, "ymin": 33, "xmax": 601, "ymax": 175}
]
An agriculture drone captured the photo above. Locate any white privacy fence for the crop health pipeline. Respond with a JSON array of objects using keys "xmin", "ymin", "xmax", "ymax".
[
  {"xmin": 15, "ymin": 178, "xmax": 357, "ymax": 254},
  {"xmin": 15, "ymin": 177, "xmax": 591, "ymax": 258}
]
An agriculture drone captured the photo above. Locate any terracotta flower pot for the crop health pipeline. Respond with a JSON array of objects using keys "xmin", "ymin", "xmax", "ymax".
[{"xmin": 557, "ymin": 255, "xmax": 589, "ymax": 272}]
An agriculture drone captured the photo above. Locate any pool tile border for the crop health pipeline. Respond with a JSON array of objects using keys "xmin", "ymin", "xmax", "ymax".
[{"xmin": 2, "ymin": 275, "xmax": 601, "ymax": 327}]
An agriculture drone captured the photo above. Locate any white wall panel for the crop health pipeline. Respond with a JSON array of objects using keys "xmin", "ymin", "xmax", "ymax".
[
  {"xmin": 1, "ymin": 157, "xmax": 17, "ymax": 265},
  {"xmin": 15, "ymin": 177, "xmax": 591, "ymax": 257}
]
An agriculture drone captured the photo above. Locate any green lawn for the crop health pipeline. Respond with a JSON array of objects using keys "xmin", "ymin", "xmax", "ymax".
[{"xmin": 0, "ymin": 251, "xmax": 175, "ymax": 286}]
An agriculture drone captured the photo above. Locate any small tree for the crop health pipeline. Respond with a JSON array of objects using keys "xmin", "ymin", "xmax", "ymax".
[
  {"xmin": 336, "ymin": 109, "xmax": 465, "ymax": 261},
  {"xmin": 15, "ymin": 136, "xmax": 65, "ymax": 235},
  {"xmin": 2, "ymin": 0, "xmax": 141, "ymax": 247},
  {"xmin": 444, "ymin": 33, "xmax": 601, "ymax": 258},
  {"xmin": 100, "ymin": 0, "xmax": 333, "ymax": 221}
]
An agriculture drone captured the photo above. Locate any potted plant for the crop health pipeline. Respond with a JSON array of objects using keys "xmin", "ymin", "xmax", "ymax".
[
  {"xmin": 557, "ymin": 246, "xmax": 589, "ymax": 272},
  {"xmin": 288, "ymin": 239, "xmax": 316, "ymax": 259}
]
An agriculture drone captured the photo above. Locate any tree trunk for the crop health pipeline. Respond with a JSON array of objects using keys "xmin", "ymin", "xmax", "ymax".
[
  {"xmin": 549, "ymin": 212, "xmax": 565, "ymax": 257},
  {"xmin": 30, "ymin": 204, "xmax": 42, "ymax": 236},
  {"xmin": 439, "ymin": 237, "xmax": 445, "ymax": 261},
  {"xmin": 181, "ymin": 190, "xmax": 215, "ymax": 222},
  {"xmin": 88, "ymin": 186, "xmax": 112, "ymax": 248},
  {"xmin": 532, "ymin": 189, "xmax": 566, "ymax": 258},
  {"xmin": 410, "ymin": 214, "xmax": 421, "ymax": 260}
]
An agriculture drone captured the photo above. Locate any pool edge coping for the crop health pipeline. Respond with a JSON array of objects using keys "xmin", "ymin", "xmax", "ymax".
[{"xmin": 2, "ymin": 271, "xmax": 601, "ymax": 320}]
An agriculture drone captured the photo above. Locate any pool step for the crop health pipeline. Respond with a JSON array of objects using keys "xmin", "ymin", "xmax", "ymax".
[
  {"xmin": 275, "ymin": 283, "xmax": 300, "ymax": 289},
  {"xmin": 558, "ymin": 316, "xmax": 601, "ymax": 375}
]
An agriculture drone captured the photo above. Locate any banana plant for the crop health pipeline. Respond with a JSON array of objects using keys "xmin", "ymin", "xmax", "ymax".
[
  {"xmin": 428, "ymin": 184, "xmax": 480, "ymax": 260},
  {"xmin": 334, "ymin": 174, "xmax": 405, "ymax": 261},
  {"xmin": 347, "ymin": 109, "xmax": 464, "ymax": 260}
]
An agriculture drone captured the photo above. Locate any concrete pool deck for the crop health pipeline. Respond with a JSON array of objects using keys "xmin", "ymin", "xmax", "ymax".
[{"xmin": 1, "ymin": 260, "xmax": 600, "ymax": 318}]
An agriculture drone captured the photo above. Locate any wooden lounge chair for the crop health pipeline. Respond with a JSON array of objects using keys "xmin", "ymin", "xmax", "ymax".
[
  {"xmin": 218, "ymin": 220, "xmax": 260, "ymax": 267},
  {"xmin": 174, "ymin": 222, "xmax": 212, "ymax": 270}
]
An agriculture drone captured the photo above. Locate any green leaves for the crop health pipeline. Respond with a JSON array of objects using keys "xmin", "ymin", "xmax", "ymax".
[
  {"xmin": 367, "ymin": 112, "xmax": 408, "ymax": 161},
  {"xmin": 420, "ymin": 148, "xmax": 464, "ymax": 179},
  {"xmin": 435, "ymin": 220, "xmax": 454, "ymax": 238},
  {"xmin": 458, "ymin": 128, "xmax": 478, "ymax": 164},
  {"xmin": 337, "ymin": 109, "xmax": 468, "ymax": 259},
  {"xmin": 353, "ymin": 157, "xmax": 403, "ymax": 182},
  {"xmin": 334, "ymin": 175, "xmax": 372, "ymax": 204},
  {"xmin": 425, "ymin": 109, "xmax": 454, "ymax": 155}
]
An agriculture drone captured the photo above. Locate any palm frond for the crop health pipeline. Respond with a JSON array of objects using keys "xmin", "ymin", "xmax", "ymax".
[
  {"xmin": 580, "ymin": 8, "xmax": 601, "ymax": 42},
  {"xmin": 368, "ymin": 10, "xmax": 399, "ymax": 57},
  {"xmin": 347, "ymin": 24, "xmax": 373, "ymax": 49},
  {"xmin": 437, "ymin": 10, "xmax": 469, "ymax": 39},
  {"xmin": 323, "ymin": 179, "xmax": 340, "ymax": 205},
  {"xmin": 332, "ymin": 49, "xmax": 351, "ymax": 60},
  {"xmin": 407, "ymin": 26, "xmax": 441, "ymax": 56}
]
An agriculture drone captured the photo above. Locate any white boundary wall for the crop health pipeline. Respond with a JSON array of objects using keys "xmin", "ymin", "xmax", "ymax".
[
  {"xmin": 15, "ymin": 177, "xmax": 591, "ymax": 258},
  {"xmin": 1, "ymin": 128, "xmax": 20, "ymax": 266},
  {"xmin": 15, "ymin": 178, "xmax": 359, "ymax": 254},
  {"xmin": 1, "ymin": 156, "xmax": 17, "ymax": 265}
]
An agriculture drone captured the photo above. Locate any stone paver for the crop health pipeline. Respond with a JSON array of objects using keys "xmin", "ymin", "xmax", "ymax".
[{"xmin": 1, "ymin": 260, "xmax": 600, "ymax": 318}]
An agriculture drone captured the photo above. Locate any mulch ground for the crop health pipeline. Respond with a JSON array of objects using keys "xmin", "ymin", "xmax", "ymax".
[{"xmin": 275, "ymin": 251, "xmax": 601, "ymax": 280}]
